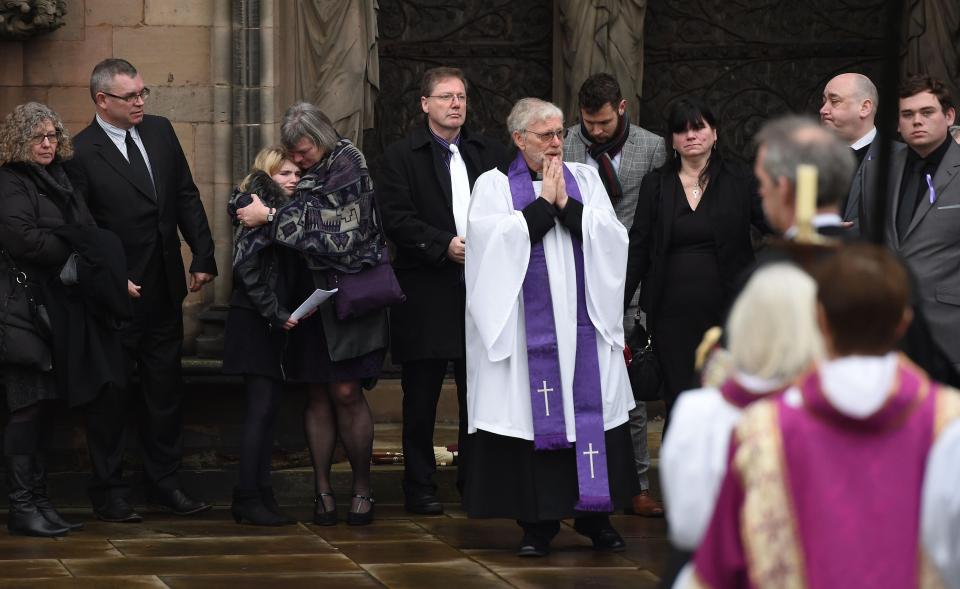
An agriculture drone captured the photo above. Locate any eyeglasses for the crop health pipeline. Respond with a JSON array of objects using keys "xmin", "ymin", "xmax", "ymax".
[
  {"xmin": 30, "ymin": 132, "xmax": 60, "ymax": 145},
  {"xmin": 101, "ymin": 88, "xmax": 151, "ymax": 103},
  {"xmin": 428, "ymin": 93, "xmax": 467, "ymax": 103},
  {"xmin": 524, "ymin": 128, "xmax": 566, "ymax": 142}
]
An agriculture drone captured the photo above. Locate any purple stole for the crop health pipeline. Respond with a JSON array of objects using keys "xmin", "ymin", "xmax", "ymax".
[
  {"xmin": 779, "ymin": 361, "xmax": 935, "ymax": 588},
  {"xmin": 719, "ymin": 378, "xmax": 786, "ymax": 410},
  {"xmin": 507, "ymin": 153, "xmax": 612, "ymax": 512}
]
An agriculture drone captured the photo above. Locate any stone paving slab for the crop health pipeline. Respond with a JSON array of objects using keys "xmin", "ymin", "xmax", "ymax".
[
  {"xmin": 1, "ymin": 507, "xmax": 668, "ymax": 588},
  {"xmin": 363, "ymin": 560, "xmax": 515, "ymax": 589},
  {"xmin": 0, "ymin": 576, "xmax": 169, "ymax": 588}
]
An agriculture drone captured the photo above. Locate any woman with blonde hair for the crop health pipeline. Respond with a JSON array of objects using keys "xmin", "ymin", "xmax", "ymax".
[
  {"xmin": 223, "ymin": 145, "xmax": 301, "ymax": 525},
  {"xmin": 659, "ymin": 263, "xmax": 823, "ymax": 586}
]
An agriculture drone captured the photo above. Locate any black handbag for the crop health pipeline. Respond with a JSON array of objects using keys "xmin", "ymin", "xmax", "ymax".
[
  {"xmin": 626, "ymin": 320, "xmax": 662, "ymax": 402},
  {"xmin": 0, "ymin": 250, "xmax": 53, "ymax": 370}
]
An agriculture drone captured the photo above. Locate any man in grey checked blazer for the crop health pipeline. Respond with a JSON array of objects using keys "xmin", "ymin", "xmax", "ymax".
[{"xmin": 563, "ymin": 73, "xmax": 666, "ymax": 517}]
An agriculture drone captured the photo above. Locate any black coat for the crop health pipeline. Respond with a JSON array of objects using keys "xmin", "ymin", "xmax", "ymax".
[
  {"xmin": 625, "ymin": 161, "xmax": 768, "ymax": 322},
  {"xmin": 377, "ymin": 124, "xmax": 507, "ymax": 361},
  {"xmin": 227, "ymin": 171, "xmax": 295, "ymax": 329},
  {"xmin": 65, "ymin": 115, "xmax": 217, "ymax": 305},
  {"xmin": 47, "ymin": 224, "xmax": 130, "ymax": 407},
  {"xmin": 0, "ymin": 162, "xmax": 91, "ymax": 283}
]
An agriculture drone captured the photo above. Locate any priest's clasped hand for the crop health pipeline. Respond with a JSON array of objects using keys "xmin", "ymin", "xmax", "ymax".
[{"xmin": 539, "ymin": 156, "xmax": 568, "ymax": 210}]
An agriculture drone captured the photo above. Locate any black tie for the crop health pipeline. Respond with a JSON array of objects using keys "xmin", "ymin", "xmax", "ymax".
[
  {"xmin": 896, "ymin": 159, "xmax": 925, "ymax": 240},
  {"xmin": 125, "ymin": 130, "xmax": 155, "ymax": 198}
]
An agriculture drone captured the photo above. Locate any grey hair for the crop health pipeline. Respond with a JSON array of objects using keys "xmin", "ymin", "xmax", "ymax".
[
  {"xmin": 727, "ymin": 263, "xmax": 823, "ymax": 383},
  {"xmin": 506, "ymin": 98, "xmax": 563, "ymax": 135},
  {"xmin": 755, "ymin": 115, "xmax": 855, "ymax": 208},
  {"xmin": 950, "ymin": 125, "xmax": 960, "ymax": 142},
  {"xmin": 0, "ymin": 102, "xmax": 73, "ymax": 165},
  {"xmin": 280, "ymin": 102, "xmax": 339, "ymax": 152},
  {"xmin": 90, "ymin": 58, "xmax": 138, "ymax": 102}
]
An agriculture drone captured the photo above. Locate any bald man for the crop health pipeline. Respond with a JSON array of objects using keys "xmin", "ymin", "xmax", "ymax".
[{"xmin": 819, "ymin": 73, "xmax": 881, "ymax": 233}]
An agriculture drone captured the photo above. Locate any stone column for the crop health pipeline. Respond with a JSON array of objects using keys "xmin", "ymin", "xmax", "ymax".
[
  {"xmin": 553, "ymin": 0, "xmax": 648, "ymax": 126},
  {"xmin": 275, "ymin": 0, "xmax": 379, "ymax": 148}
]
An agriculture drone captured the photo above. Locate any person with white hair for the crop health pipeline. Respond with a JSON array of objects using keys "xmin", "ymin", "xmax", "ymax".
[
  {"xmin": 462, "ymin": 97, "xmax": 636, "ymax": 557},
  {"xmin": 659, "ymin": 263, "xmax": 823, "ymax": 586}
]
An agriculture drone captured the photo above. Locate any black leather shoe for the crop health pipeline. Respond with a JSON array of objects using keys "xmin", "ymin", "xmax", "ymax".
[
  {"xmin": 517, "ymin": 532, "xmax": 550, "ymax": 557},
  {"xmin": 94, "ymin": 497, "xmax": 143, "ymax": 523},
  {"xmin": 150, "ymin": 489, "xmax": 212, "ymax": 516},
  {"xmin": 574, "ymin": 520, "xmax": 626, "ymax": 552},
  {"xmin": 404, "ymin": 494, "xmax": 443, "ymax": 515}
]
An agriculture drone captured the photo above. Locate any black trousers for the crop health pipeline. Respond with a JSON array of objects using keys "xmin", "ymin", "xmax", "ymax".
[
  {"xmin": 400, "ymin": 358, "xmax": 467, "ymax": 498},
  {"xmin": 85, "ymin": 263, "xmax": 185, "ymax": 506}
]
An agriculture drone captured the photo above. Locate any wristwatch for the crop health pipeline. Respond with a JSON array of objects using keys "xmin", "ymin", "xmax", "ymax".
[{"xmin": 267, "ymin": 208, "xmax": 276, "ymax": 222}]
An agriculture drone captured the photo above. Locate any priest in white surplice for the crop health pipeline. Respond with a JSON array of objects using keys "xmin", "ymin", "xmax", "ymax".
[{"xmin": 462, "ymin": 98, "xmax": 637, "ymax": 557}]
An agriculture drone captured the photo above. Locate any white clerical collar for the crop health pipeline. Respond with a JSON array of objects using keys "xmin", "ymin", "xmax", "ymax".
[
  {"xmin": 784, "ymin": 212, "xmax": 844, "ymax": 239},
  {"xmin": 734, "ymin": 370, "xmax": 785, "ymax": 394},
  {"xmin": 850, "ymin": 127, "xmax": 877, "ymax": 151},
  {"xmin": 818, "ymin": 352, "xmax": 899, "ymax": 418}
]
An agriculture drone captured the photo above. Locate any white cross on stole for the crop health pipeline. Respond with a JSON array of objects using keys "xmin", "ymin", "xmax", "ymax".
[
  {"xmin": 582, "ymin": 443, "xmax": 599, "ymax": 479},
  {"xmin": 537, "ymin": 380, "xmax": 554, "ymax": 416}
]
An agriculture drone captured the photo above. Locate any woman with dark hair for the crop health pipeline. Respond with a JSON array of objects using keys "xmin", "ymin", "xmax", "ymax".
[
  {"xmin": 0, "ymin": 103, "xmax": 96, "ymax": 536},
  {"xmin": 224, "ymin": 146, "xmax": 301, "ymax": 526},
  {"xmin": 624, "ymin": 97, "xmax": 768, "ymax": 420}
]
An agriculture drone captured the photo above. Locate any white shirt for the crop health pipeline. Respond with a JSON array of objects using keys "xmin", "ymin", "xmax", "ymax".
[
  {"xmin": 95, "ymin": 114, "xmax": 155, "ymax": 179},
  {"xmin": 464, "ymin": 162, "xmax": 634, "ymax": 440}
]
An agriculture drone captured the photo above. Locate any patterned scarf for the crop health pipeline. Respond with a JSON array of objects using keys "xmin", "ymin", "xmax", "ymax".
[
  {"xmin": 273, "ymin": 139, "xmax": 383, "ymax": 273},
  {"xmin": 582, "ymin": 113, "xmax": 628, "ymax": 203}
]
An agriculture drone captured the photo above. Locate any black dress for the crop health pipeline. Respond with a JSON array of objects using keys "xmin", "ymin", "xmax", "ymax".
[
  {"xmin": 653, "ymin": 184, "xmax": 726, "ymax": 413},
  {"xmin": 283, "ymin": 268, "xmax": 386, "ymax": 388}
]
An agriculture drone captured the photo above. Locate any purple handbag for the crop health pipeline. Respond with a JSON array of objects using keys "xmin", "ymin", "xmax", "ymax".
[{"xmin": 332, "ymin": 247, "xmax": 406, "ymax": 320}]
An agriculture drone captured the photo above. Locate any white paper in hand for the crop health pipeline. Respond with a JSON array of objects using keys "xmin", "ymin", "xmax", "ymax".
[{"xmin": 290, "ymin": 288, "xmax": 337, "ymax": 321}]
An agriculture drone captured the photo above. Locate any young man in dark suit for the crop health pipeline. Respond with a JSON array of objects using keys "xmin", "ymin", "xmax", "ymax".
[
  {"xmin": 377, "ymin": 67, "xmax": 506, "ymax": 514},
  {"xmin": 66, "ymin": 58, "xmax": 217, "ymax": 522},
  {"xmin": 865, "ymin": 75, "xmax": 960, "ymax": 376}
]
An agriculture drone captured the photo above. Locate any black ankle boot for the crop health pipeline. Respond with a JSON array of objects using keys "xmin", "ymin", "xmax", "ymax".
[
  {"xmin": 6, "ymin": 455, "xmax": 69, "ymax": 537},
  {"xmin": 259, "ymin": 486, "xmax": 295, "ymax": 524},
  {"xmin": 231, "ymin": 487, "xmax": 289, "ymax": 526},
  {"xmin": 32, "ymin": 454, "xmax": 83, "ymax": 531}
]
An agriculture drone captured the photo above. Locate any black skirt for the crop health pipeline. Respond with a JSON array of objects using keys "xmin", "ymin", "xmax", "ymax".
[
  {"xmin": 464, "ymin": 422, "xmax": 638, "ymax": 521},
  {"xmin": 222, "ymin": 306, "xmax": 287, "ymax": 380},
  {"xmin": 284, "ymin": 311, "xmax": 385, "ymax": 388}
]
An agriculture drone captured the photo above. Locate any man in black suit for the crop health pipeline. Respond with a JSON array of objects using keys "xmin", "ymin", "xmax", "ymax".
[
  {"xmin": 66, "ymin": 58, "xmax": 216, "ymax": 521},
  {"xmin": 819, "ymin": 72, "xmax": 880, "ymax": 234},
  {"xmin": 377, "ymin": 67, "xmax": 506, "ymax": 514}
]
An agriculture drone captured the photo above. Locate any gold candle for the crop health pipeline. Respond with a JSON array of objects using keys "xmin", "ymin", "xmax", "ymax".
[{"xmin": 795, "ymin": 164, "xmax": 817, "ymax": 242}]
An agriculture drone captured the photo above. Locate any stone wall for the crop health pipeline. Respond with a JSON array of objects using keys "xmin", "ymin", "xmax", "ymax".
[{"xmin": 0, "ymin": 0, "xmax": 242, "ymax": 353}]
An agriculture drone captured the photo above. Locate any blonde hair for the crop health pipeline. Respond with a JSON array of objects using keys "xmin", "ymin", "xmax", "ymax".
[
  {"xmin": 726, "ymin": 263, "xmax": 823, "ymax": 383},
  {"xmin": 239, "ymin": 145, "xmax": 288, "ymax": 191}
]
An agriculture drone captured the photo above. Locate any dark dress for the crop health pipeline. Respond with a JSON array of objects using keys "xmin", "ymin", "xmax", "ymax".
[
  {"xmin": 654, "ymin": 185, "xmax": 726, "ymax": 412},
  {"xmin": 624, "ymin": 161, "xmax": 768, "ymax": 419},
  {"xmin": 283, "ymin": 268, "xmax": 386, "ymax": 388}
]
